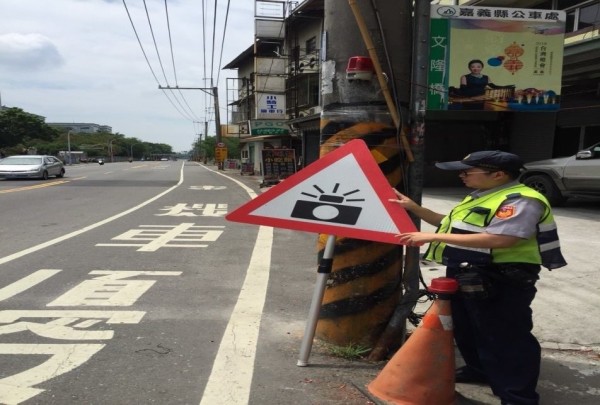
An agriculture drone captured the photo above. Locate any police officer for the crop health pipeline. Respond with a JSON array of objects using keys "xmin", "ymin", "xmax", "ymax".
[{"xmin": 391, "ymin": 150, "xmax": 566, "ymax": 405}]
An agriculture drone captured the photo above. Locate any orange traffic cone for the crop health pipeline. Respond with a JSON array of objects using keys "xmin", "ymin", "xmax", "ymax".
[{"xmin": 367, "ymin": 277, "xmax": 459, "ymax": 404}]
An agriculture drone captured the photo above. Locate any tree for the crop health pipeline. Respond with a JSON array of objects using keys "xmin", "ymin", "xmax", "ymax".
[
  {"xmin": 0, "ymin": 108, "xmax": 58, "ymax": 150},
  {"xmin": 194, "ymin": 136, "xmax": 239, "ymax": 161},
  {"xmin": 145, "ymin": 142, "xmax": 172, "ymax": 155}
]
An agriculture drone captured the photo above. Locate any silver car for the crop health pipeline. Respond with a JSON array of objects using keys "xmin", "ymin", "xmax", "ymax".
[
  {"xmin": 0, "ymin": 155, "xmax": 65, "ymax": 180},
  {"xmin": 521, "ymin": 142, "xmax": 600, "ymax": 205}
]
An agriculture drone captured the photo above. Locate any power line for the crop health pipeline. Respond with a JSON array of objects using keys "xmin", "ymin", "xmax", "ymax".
[
  {"xmin": 123, "ymin": 0, "xmax": 235, "ymax": 137},
  {"xmin": 143, "ymin": 0, "xmax": 170, "ymax": 85},
  {"xmin": 123, "ymin": 0, "xmax": 201, "ymax": 123},
  {"xmin": 211, "ymin": 0, "xmax": 218, "ymax": 81},
  {"xmin": 122, "ymin": 0, "xmax": 161, "ymax": 84},
  {"xmin": 216, "ymin": 0, "xmax": 231, "ymax": 85},
  {"xmin": 163, "ymin": 0, "xmax": 202, "ymax": 121},
  {"xmin": 142, "ymin": 0, "xmax": 200, "ymax": 122}
]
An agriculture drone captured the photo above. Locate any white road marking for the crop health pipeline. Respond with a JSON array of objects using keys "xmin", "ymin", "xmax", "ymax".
[
  {"xmin": 189, "ymin": 185, "xmax": 227, "ymax": 190},
  {"xmin": 199, "ymin": 166, "xmax": 272, "ymax": 405},
  {"xmin": 0, "ymin": 343, "xmax": 106, "ymax": 404},
  {"xmin": 0, "ymin": 163, "xmax": 186, "ymax": 267},
  {"xmin": 0, "ymin": 269, "xmax": 61, "ymax": 302},
  {"xmin": 47, "ymin": 271, "xmax": 181, "ymax": 306},
  {"xmin": 96, "ymin": 224, "xmax": 224, "ymax": 251},
  {"xmin": 199, "ymin": 226, "xmax": 273, "ymax": 405}
]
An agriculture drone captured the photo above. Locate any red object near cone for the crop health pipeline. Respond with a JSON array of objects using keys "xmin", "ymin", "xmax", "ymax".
[{"xmin": 367, "ymin": 277, "xmax": 458, "ymax": 404}]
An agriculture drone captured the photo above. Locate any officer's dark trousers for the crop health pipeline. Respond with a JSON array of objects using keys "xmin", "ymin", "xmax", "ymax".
[{"xmin": 447, "ymin": 267, "xmax": 540, "ymax": 405}]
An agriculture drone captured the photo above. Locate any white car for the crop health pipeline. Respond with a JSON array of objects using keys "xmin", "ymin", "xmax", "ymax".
[
  {"xmin": 0, "ymin": 155, "xmax": 65, "ymax": 180},
  {"xmin": 521, "ymin": 142, "xmax": 600, "ymax": 205}
]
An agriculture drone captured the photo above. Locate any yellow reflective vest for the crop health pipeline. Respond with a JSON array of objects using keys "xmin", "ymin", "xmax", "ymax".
[{"xmin": 424, "ymin": 184, "xmax": 567, "ymax": 270}]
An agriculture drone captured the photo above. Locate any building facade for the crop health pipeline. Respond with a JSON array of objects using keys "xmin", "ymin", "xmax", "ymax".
[
  {"xmin": 224, "ymin": 0, "xmax": 323, "ymax": 176},
  {"xmin": 48, "ymin": 123, "xmax": 113, "ymax": 134},
  {"xmin": 224, "ymin": 0, "xmax": 600, "ymax": 184}
]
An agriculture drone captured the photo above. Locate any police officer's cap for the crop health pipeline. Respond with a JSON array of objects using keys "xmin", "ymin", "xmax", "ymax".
[{"xmin": 435, "ymin": 150, "xmax": 525, "ymax": 173}]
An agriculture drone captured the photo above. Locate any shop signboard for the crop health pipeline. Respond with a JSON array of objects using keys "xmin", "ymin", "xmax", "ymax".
[
  {"xmin": 256, "ymin": 93, "xmax": 286, "ymax": 119},
  {"xmin": 249, "ymin": 120, "xmax": 290, "ymax": 136},
  {"xmin": 428, "ymin": 5, "xmax": 565, "ymax": 112},
  {"xmin": 261, "ymin": 149, "xmax": 296, "ymax": 180}
]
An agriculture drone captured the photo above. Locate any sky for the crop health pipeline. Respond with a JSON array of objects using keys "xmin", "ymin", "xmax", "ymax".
[{"xmin": 0, "ymin": 0, "xmax": 255, "ymax": 152}]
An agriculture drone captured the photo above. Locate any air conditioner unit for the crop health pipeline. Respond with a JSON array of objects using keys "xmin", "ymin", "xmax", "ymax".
[
  {"xmin": 298, "ymin": 106, "xmax": 321, "ymax": 117},
  {"xmin": 308, "ymin": 106, "xmax": 322, "ymax": 115},
  {"xmin": 298, "ymin": 56, "xmax": 318, "ymax": 73}
]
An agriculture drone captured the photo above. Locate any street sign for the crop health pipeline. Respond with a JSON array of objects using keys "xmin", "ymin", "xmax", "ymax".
[
  {"xmin": 215, "ymin": 147, "xmax": 227, "ymax": 162},
  {"xmin": 226, "ymin": 139, "xmax": 417, "ymax": 244}
]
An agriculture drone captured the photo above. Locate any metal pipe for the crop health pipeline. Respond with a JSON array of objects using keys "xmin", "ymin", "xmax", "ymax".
[{"xmin": 347, "ymin": 0, "xmax": 414, "ymax": 161}]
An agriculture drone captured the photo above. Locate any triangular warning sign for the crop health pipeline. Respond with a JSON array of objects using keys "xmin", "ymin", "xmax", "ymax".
[{"xmin": 226, "ymin": 139, "xmax": 417, "ymax": 244}]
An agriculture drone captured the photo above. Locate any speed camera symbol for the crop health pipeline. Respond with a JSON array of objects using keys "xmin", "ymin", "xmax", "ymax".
[{"xmin": 290, "ymin": 183, "xmax": 365, "ymax": 225}]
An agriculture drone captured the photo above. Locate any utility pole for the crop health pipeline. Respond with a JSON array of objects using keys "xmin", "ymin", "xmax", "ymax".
[
  {"xmin": 108, "ymin": 139, "xmax": 115, "ymax": 163},
  {"xmin": 158, "ymin": 84, "xmax": 222, "ymax": 166},
  {"xmin": 213, "ymin": 87, "xmax": 222, "ymax": 145},
  {"xmin": 316, "ymin": 0, "xmax": 413, "ymax": 359},
  {"xmin": 367, "ymin": 0, "xmax": 432, "ymax": 361},
  {"xmin": 67, "ymin": 130, "xmax": 72, "ymax": 165},
  {"xmin": 204, "ymin": 121, "xmax": 209, "ymax": 164}
]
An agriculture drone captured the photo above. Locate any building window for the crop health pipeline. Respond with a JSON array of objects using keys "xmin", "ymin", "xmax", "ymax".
[
  {"xmin": 537, "ymin": 1, "xmax": 600, "ymax": 33},
  {"xmin": 564, "ymin": 0, "xmax": 600, "ymax": 33},
  {"xmin": 578, "ymin": 2, "xmax": 600, "ymax": 30},
  {"xmin": 306, "ymin": 36, "xmax": 317, "ymax": 54},
  {"xmin": 558, "ymin": 0, "xmax": 587, "ymax": 8}
]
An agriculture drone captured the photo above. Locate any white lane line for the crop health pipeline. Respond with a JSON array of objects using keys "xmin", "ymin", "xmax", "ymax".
[
  {"xmin": 200, "ymin": 166, "xmax": 273, "ymax": 405},
  {"xmin": 0, "ymin": 269, "xmax": 62, "ymax": 301},
  {"xmin": 0, "ymin": 162, "xmax": 185, "ymax": 267},
  {"xmin": 199, "ymin": 226, "xmax": 273, "ymax": 405}
]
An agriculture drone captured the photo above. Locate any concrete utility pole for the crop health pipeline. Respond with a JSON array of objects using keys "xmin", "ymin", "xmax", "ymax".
[
  {"xmin": 316, "ymin": 0, "xmax": 413, "ymax": 358},
  {"xmin": 213, "ymin": 87, "xmax": 222, "ymax": 145},
  {"xmin": 368, "ymin": 0, "xmax": 432, "ymax": 360},
  {"xmin": 67, "ymin": 130, "xmax": 72, "ymax": 165},
  {"xmin": 158, "ymin": 85, "xmax": 222, "ymax": 165}
]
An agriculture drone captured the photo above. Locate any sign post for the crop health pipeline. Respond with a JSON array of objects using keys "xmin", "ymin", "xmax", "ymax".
[
  {"xmin": 297, "ymin": 234, "xmax": 336, "ymax": 366},
  {"xmin": 226, "ymin": 139, "xmax": 417, "ymax": 365}
]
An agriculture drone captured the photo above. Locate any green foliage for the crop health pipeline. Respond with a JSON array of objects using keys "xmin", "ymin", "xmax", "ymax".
[
  {"xmin": 326, "ymin": 343, "xmax": 371, "ymax": 360},
  {"xmin": 1, "ymin": 107, "xmax": 177, "ymax": 158},
  {"xmin": 0, "ymin": 108, "xmax": 57, "ymax": 149},
  {"xmin": 192, "ymin": 136, "xmax": 240, "ymax": 160}
]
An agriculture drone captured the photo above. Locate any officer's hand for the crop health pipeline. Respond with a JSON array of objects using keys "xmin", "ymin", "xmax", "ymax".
[{"xmin": 389, "ymin": 189, "xmax": 420, "ymax": 212}]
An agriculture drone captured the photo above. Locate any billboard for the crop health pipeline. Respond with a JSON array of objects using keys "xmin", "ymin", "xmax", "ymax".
[{"xmin": 428, "ymin": 5, "xmax": 566, "ymax": 112}]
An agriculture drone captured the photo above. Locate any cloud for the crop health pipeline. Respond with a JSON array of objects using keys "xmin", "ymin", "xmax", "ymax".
[
  {"xmin": 0, "ymin": 0, "xmax": 255, "ymax": 152},
  {"xmin": 0, "ymin": 33, "xmax": 64, "ymax": 71}
]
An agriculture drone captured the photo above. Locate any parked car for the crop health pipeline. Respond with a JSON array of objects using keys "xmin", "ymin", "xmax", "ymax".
[
  {"xmin": 0, "ymin": 155, "xmax": 65, "ymax": 180},
  {"xmin": 521, "ymin": 142, "xmax": 600, "ymax": 205}
]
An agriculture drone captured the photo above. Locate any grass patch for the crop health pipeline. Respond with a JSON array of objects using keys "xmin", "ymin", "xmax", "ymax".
[{"xmin": 327, "ymin": 343, "xmax": 371, "ymax": 360}]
